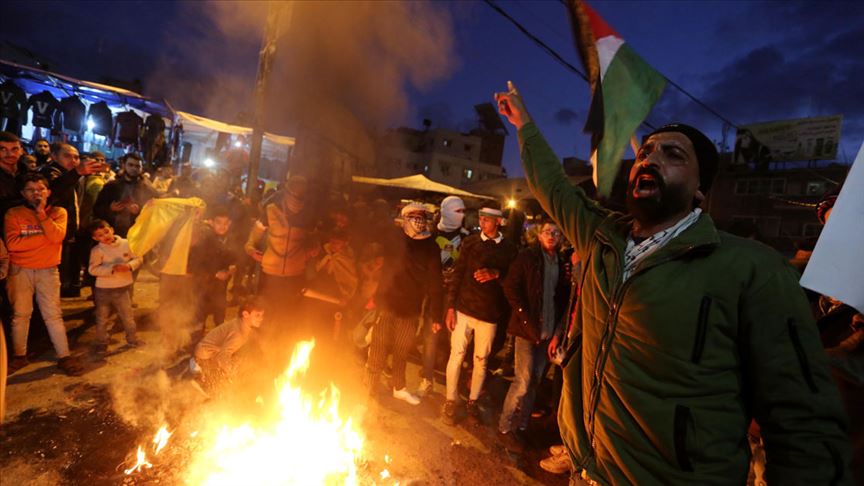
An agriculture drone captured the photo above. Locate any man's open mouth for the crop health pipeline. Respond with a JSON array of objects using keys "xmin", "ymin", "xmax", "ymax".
[{"xmin": 633, "ymin": 174, "xmax": 660, "ymax": 198}]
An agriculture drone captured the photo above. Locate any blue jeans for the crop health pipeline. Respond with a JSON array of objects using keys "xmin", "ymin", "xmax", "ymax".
[
  {"xmin": 498, "ymin": 336, "xmax": 549, "ymax": 433},
  {"xmin": 94, "ymin": 286, "xmax": 136, "ymax": 344}
]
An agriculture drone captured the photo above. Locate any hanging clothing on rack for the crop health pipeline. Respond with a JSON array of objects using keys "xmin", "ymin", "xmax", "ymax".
[
  {"xmin": 113, "ymin": 110, "xmax": 143, "ymax": 148},
  {"xmin": 59, "ymin": 95, "xmax": 86, "ymax": 133},
  {"xmin": 142, "ymin": 114, "xmax": 167, "ymax": 164},
  {"xmin": 24, "ymin": 91, "xmax": 61, "ymax": 129},
  {"xmin": 0, "ymin": 80, "xmax": 27, "ymax": 135},
  {"xmin": 87, "ymin": 101, "xmax": 113, "ymax": 136}
]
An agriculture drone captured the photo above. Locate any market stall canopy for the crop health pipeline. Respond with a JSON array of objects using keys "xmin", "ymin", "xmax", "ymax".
[
  {"xmin": 0, "ymin": 59, "xmax": 171, "ymax": 117},
  {"xmin": 176, "ymin": 111, "xmax": 295, "ymax": 146},
  {"xmin": 352, "ymin": 174, "xmax": 496, "ymax": 200}
]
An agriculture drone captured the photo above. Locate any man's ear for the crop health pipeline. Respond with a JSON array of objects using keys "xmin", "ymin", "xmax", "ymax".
[{"xmin": 693, "ymin": 189, "xmax": 706, "ymax": 207}]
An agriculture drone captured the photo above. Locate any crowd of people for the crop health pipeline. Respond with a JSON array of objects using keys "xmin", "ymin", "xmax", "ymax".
[{"xmin": 1, "ymin": 102, "xmax": 862, "ymax": 485}]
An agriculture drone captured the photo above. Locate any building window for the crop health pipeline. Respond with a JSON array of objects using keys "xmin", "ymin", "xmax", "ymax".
[
  {"xmin": 443, "ymin": 139, "xmax": 452, "ymax": 148},
  {"xmin": 463, "ymin": 168, "xmax": 473, "ymax": 180},
  {"xmin": 464, "ymin": 144, "xmax": 472, "ymax": 152},
  {"xmin": 440, "ymin": 162, "xmax": 451, "ymax": 176},
  {"xmin": 806, "ymin": 180, "xmax": 827, "ymax": 196}
]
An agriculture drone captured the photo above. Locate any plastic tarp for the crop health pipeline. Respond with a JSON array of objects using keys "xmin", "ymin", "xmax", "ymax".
[
  {"xmin": 177, "ymin": 111, "xmax": 295, "ymax": 147},
  {"xmin": 0, "ymin": 59, "xmax": 172, "ymax": 118},
  {"xmin": 352, "ymin": 174, "xmax": 495, "ymax": 200}
]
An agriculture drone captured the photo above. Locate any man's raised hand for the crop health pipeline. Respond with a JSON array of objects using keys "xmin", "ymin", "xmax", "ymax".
[{"xmin": 494, "ymin": 80, "xmax": 532, "ymax": 129}]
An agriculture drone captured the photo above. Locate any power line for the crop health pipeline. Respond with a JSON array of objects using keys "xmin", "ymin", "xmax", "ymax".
[
  {"xmin": 481, "ymin": 0, "xmax": 588, "ymax": 83},
  {"xmin": 486, "ymin": 0, "xmax": 739, "ymax": 129}
]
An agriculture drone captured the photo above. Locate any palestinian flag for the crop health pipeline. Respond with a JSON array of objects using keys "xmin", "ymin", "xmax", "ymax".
[{"xmin": 567, "ymin": 0, "xmax": 666, "ymax": 197}]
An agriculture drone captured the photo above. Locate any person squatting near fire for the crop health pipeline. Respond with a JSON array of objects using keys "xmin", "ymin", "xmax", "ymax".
[
  {"xmin": 188, "ymin": 205, "xmax": 238, "ymax": 342},
  {"xmin": 191, "ymin": 297, "xmax": 265, "ymax": 393},
  {"xmin": 442, "ymin": 207, "xmax": 518, "ymax": 425},
  {"xmin": 365, "ymin": 202, "xmax": 443, "ymax": 406},
  {"xmin": 5, "ymin": 173, "xmax": 84, "ymax": 376},
  {"xmin": 494, "ymin": 82, "xmax": 853, "ymax": 484},
  {"xmin": 497, "ymin": 220, "xmax": 570, "ymax": 452},
  {"xmin": 87, "ymin": 219, "xmax": 143, "ymax": 354},
  {"xmin": 417, "ymin": 195, "xmax": 469, "ymax": 398}
]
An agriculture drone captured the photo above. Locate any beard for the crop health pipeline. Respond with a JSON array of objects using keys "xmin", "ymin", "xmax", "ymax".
[{"xmin": 625, "ymin": 167, "xmax": 691, "ymax": 227}]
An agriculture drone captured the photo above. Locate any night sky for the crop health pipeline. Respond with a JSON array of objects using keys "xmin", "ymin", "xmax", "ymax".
[{"xmin": 5, "ymin": 0, "xmax": 863, "ymax": 176}]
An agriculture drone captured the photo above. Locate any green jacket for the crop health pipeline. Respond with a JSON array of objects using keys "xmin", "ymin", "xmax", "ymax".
[{"xmin": 519, "ymin": 122, "xmax": 851, "ymax": 485}]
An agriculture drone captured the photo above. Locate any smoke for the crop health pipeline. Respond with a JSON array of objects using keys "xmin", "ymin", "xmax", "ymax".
[{"xmin": 147, "ymin": 1, "xmax": 456, "ymax": 180}]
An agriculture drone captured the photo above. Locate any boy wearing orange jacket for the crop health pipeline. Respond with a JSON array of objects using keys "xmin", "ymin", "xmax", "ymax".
[{"xmin": 5, "ymin": 173, "xmax": 83, "ymax": 376}]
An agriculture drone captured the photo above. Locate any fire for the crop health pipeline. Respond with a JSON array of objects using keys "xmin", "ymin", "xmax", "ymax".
[
  {"xmin": 124, "ymin": 446, "xmax": 153, "ymax": 475},
  {"xmin": 184, "ymin": 339, "xmax": 366, "ymax": 485},
  {"xmin": 153, "ymin": 425, "xmax": 172, "ymax": 455}
]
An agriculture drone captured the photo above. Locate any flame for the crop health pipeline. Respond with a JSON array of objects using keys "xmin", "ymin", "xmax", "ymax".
[
  {"xmin": 184, "ymin": 339, "xmax": 366, "ymax": 485},
  {"xmin": 124, "ymin": 446, "xmax": 153, "ymax": 475},
  {"xmin": 152, "ymin": 425, "xmax": 172, "ymax": 455}
]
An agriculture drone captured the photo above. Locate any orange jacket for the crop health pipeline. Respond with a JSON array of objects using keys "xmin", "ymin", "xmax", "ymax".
[{"xmin": 4, "ymin": 205, "xmax": 67, "ymax": 269}]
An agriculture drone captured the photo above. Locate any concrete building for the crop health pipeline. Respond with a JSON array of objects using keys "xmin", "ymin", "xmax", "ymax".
[
  {"xmin": 707, "ymin": 155, "xmax": 849, "ymax": 254},
  {"xmin": 376, "ymin": 104, "xmax": 508, "ymax": 188}
]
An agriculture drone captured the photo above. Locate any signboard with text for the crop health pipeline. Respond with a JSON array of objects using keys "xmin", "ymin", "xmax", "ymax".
[{"xmin": 732, "ymin": 114, "xmax": 843, "ymax": 165}]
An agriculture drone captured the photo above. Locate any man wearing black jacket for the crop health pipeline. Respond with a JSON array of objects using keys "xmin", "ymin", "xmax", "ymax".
[
  {"xmin": 40, "ymin": 143, "xmax": 100, "ymax": 297},
  {"xmin": 93, "ymin": 153, "xmax": 158, "ymax": 237},
  {"xmin": 498, "ymin": 221, "xmax": 569, "ymax": 450},
  {"xmin": 442, "ymin": 207, "xmax": 518, "ymax": 425},
  {"xmin": 366, "ymin": 203, "xmax": 443, "ymax": 406}
]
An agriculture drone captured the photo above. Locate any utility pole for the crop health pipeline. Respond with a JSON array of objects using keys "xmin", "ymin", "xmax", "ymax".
[{"xmin": 247, "ymin": 1, "xmax": 293, "ymax": 198}]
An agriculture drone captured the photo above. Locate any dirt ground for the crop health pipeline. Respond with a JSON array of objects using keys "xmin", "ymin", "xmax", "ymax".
[{"xmin": 1, "ymin": 275, "xmax": 569, "ymax": 485}]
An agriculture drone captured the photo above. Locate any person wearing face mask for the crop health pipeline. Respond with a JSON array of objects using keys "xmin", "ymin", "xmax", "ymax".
[
  {"xmin": 417, "ymin": 196, "xmax": 469, "ymax": 397},
  {"xmin": 365, "ymin": 202, "xmax": 443, "ymax": 406},
  {"xmin": 93, "ymin": 153, "xmax": 158, "ymax": 238}
]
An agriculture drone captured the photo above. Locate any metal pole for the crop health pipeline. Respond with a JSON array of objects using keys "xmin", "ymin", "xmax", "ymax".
[{"xmin": 247, "ymin": 1, "xmax": 293, "ymax": 198}]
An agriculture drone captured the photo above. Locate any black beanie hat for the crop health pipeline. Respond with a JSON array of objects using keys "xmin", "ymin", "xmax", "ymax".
[{"xmin": 646, "ymin": 124, "xmax": 719, "ymax": 194}]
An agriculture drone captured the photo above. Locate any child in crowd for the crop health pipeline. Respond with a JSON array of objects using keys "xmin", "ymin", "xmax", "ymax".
[
  {"xmin": 188, "ymin": 206, "xmax": 237, "ymax": 339},
  {"xmin": 88, "ymin": 219, "xmax": 143, "ymax": 352},
  {"xmin": 191, "ymin": 297, "xmax": 265, "ymax": 391}
]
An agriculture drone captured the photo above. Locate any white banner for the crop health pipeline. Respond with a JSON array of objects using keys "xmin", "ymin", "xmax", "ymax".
[{"xmin": 800, "ymin": 140, "xmax": 864, "ymax": 314}]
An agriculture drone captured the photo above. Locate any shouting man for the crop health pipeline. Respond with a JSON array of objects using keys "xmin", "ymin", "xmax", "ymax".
[{"xmin": 493, "ymin": 83, "xmax": 852, "ymax": 485}]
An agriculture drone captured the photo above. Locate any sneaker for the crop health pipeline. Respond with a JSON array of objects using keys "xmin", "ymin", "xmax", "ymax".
[
  {"xmin": 8, "ymin": 355, "xmax": 29, "ymax": 375},
  {"xmin": 441, "ymin": 400, "xmax": 457, "ymax": 426},
  {"xmin": 540, "ymin": 451, "xmax": 573, "ymax": 474},
  {"xmin": 417, "ymin": 378, "xmax": 433, "ymax": 397},
  {"xmin": 57, "ymin": 356, "xmax": 85, "ymax": 377},
  {"xmin": 549, "ymin": 444, "xmax": 567, "ymax": 456},
  {"xmin": 498, "ymin": 430, "xmax": 525, "ymax": 453},
  {"xmin": 392, "ymin": 387, "xmax": 420, "ymax": 405}
]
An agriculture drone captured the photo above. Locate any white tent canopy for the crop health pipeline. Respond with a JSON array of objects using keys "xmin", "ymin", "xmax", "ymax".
[
  {"xmin": 352, "ymin": 174, "xmax": 495, "ymax": 200},
  {"xmin": 176, "ymin": 111, "xmax": 295, "ymax": 146}
]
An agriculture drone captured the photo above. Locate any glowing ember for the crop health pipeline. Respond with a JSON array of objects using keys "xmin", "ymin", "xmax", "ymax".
[
  {"xmin": 124, "ymin": 446, "xmax": 153, "ymax": 475},
  {"xmin": 153, "ymin": 425, "xmax": 172, "ymax": 455},
  {"xmin": 185, "ymin": 339, "xmax": 366, "ymax": 485}
]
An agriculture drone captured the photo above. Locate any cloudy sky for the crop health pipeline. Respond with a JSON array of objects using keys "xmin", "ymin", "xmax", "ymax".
[{"xmin": 5, "ymin": 0, "xmax": 863, "ymax": 175}]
